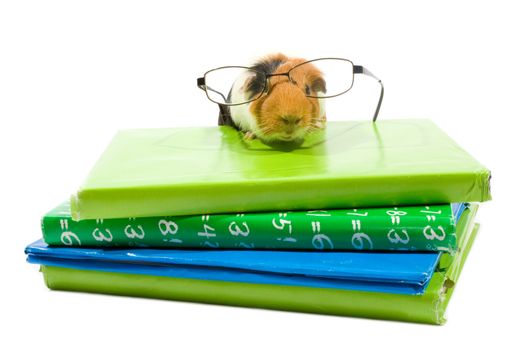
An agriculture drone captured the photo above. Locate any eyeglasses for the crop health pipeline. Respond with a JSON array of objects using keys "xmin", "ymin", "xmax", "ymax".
[{"xmin": 197, "ymin": 57, "xmax": 384, "ymax": 122}]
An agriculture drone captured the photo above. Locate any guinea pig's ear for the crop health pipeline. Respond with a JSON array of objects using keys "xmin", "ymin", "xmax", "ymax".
[{"xmin": 311, "ymin": 77, "xmax": 327, "ymax": 94}]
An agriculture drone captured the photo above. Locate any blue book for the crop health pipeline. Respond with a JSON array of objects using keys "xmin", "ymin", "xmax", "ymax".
[{"xmin": 26, "ymin": 239, "xmax": 440, "ymax": 295}]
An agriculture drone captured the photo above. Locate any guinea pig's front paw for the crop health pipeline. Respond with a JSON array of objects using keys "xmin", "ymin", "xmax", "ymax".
[
  {"xmin": 310, "ymin": 115, "xmax": 327, "ymax": 130},
  {"xmin": 243, "ymin": 131, "xmax": 256, "ymax": 140}
]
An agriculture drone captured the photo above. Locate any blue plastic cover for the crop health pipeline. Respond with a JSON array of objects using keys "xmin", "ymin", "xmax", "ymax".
[
  {"xmin": 452, "ymin": 202, "xmax": 467, "ymax": 222},
  {"xmin": 26, "ymin": 240, "xmax": 440, "ymax": 295}
]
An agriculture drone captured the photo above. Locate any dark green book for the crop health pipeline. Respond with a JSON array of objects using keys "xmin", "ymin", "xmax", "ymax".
[{"xmin": 43, "ymin": 201, "xmax": 460, "ymax": 252}]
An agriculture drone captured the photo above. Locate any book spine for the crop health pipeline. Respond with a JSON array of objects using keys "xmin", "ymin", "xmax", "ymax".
[{"xmin": 43, "ymin": 205, "xmax": 456, "ymax": 252}]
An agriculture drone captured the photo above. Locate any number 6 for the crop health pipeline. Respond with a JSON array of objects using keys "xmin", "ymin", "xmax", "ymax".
[
  {"xmin": 61, "ymin": 231, "xmax": 81, "ymax": 246},
  {"xmin": 351, "ymin": 233, "xmax": 373, "ymax": 250}
]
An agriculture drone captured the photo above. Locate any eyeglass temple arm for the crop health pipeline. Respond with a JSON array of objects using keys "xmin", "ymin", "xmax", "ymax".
[
  {"xmin": 353, "ymin": 66, "xmax": 384, "ymax": 122},
  {"xmin": 197, "ymin": 77, "xmax": 228, "ymax": 103}
]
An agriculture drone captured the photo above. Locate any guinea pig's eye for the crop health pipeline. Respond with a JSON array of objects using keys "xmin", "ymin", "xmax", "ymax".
[{"xmin": 304, "ymin": 85, "xmax": 311, "ymax": 95}]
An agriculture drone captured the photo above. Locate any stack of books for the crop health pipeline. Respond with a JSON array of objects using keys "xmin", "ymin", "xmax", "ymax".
[{"xmin": 25, "ymin": 119, "xmax": 491, "ymax": 324}]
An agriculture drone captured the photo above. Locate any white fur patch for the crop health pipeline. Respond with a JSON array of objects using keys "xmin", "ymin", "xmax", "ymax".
[
  {"xmin": 318, "ymin": 92, "xmax": 326, "ymax": 119},
  {"xmin": 229, "ymin": 71, "xmax": 260, "ymax": 134}
]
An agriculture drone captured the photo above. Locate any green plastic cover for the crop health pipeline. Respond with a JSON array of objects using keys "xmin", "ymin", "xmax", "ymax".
[
  {"xmin": 45, "ymin": 201, "xmax": 458, "ymax": 252},
  {"xmin": 71, "ymin": 119, "xmax": 491, "ymax": 220},
  {"xmin": 38, "ymin": 205, "xmax": 479, "ymax": 325}
]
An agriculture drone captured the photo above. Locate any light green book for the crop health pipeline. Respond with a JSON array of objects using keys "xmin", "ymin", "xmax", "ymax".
[{"xmin": 71, "ymin": 119, "xmax": 491, "ymax": 220}]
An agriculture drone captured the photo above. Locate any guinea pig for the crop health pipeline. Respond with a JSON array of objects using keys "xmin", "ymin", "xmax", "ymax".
[{"xmin": 221, "ymin": 53, "xmax": 327, "ymax": 143}]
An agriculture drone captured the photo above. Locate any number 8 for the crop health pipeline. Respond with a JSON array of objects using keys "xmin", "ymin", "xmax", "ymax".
[{"xmin": 159, "ymin": 220, "xmax": 178, "ymax": 236}]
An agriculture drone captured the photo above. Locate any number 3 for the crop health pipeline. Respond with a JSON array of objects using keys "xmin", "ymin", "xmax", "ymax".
[
  {"xmin": 229, "ymin": 222, "xmax": 250, "ymax": 237},
  {"xmin": 387, "ymin": 229, "xmax": 410, "ymax": 244},
  {"xmin": 125, "ymin": 224, "xmax": 145, "ymax": 239},
  {"xmin": 423, "ymin": 226, "xmax": 446, "ymax": 241},
  {"xmin": 92, "ymin": 228, "xmax": 113, "ymax": 242}
]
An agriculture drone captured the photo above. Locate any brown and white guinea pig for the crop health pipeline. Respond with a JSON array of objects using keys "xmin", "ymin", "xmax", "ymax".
[{"xmin": 221, "ymin": 53, "xmax": 327, "ymax": 143}]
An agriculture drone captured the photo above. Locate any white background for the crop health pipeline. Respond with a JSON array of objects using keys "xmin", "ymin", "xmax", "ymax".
[{"xmin": 1, "ymin": 0, "xmax": 525, "ymax": 348}]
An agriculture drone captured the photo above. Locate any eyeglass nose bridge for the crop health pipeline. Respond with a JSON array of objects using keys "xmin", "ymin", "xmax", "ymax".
[
  {"xmin": 263, "ymin": 72, "xmax": 295, "ymax": 94},
  {"xmin": 266, "ymin": 72, "xmax": 290, "ymax": 78}
]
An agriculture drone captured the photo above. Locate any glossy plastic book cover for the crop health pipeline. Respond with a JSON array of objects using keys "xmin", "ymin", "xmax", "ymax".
[
  {"xmin": 43, "ymin": 201, "xmax": 465, "ymax": 252},
  {"xmin": 70, "ymin": 120, "xmax": 491, "ymax": 220},
  {"xmin": 26, "ymin": 238, "xmax": 440, "ymax": 294}
]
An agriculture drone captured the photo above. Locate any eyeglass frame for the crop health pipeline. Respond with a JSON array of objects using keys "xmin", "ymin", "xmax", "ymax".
[{"xmin": 197, "ymin": 57, "xmax": 384, "ymax": 122}]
